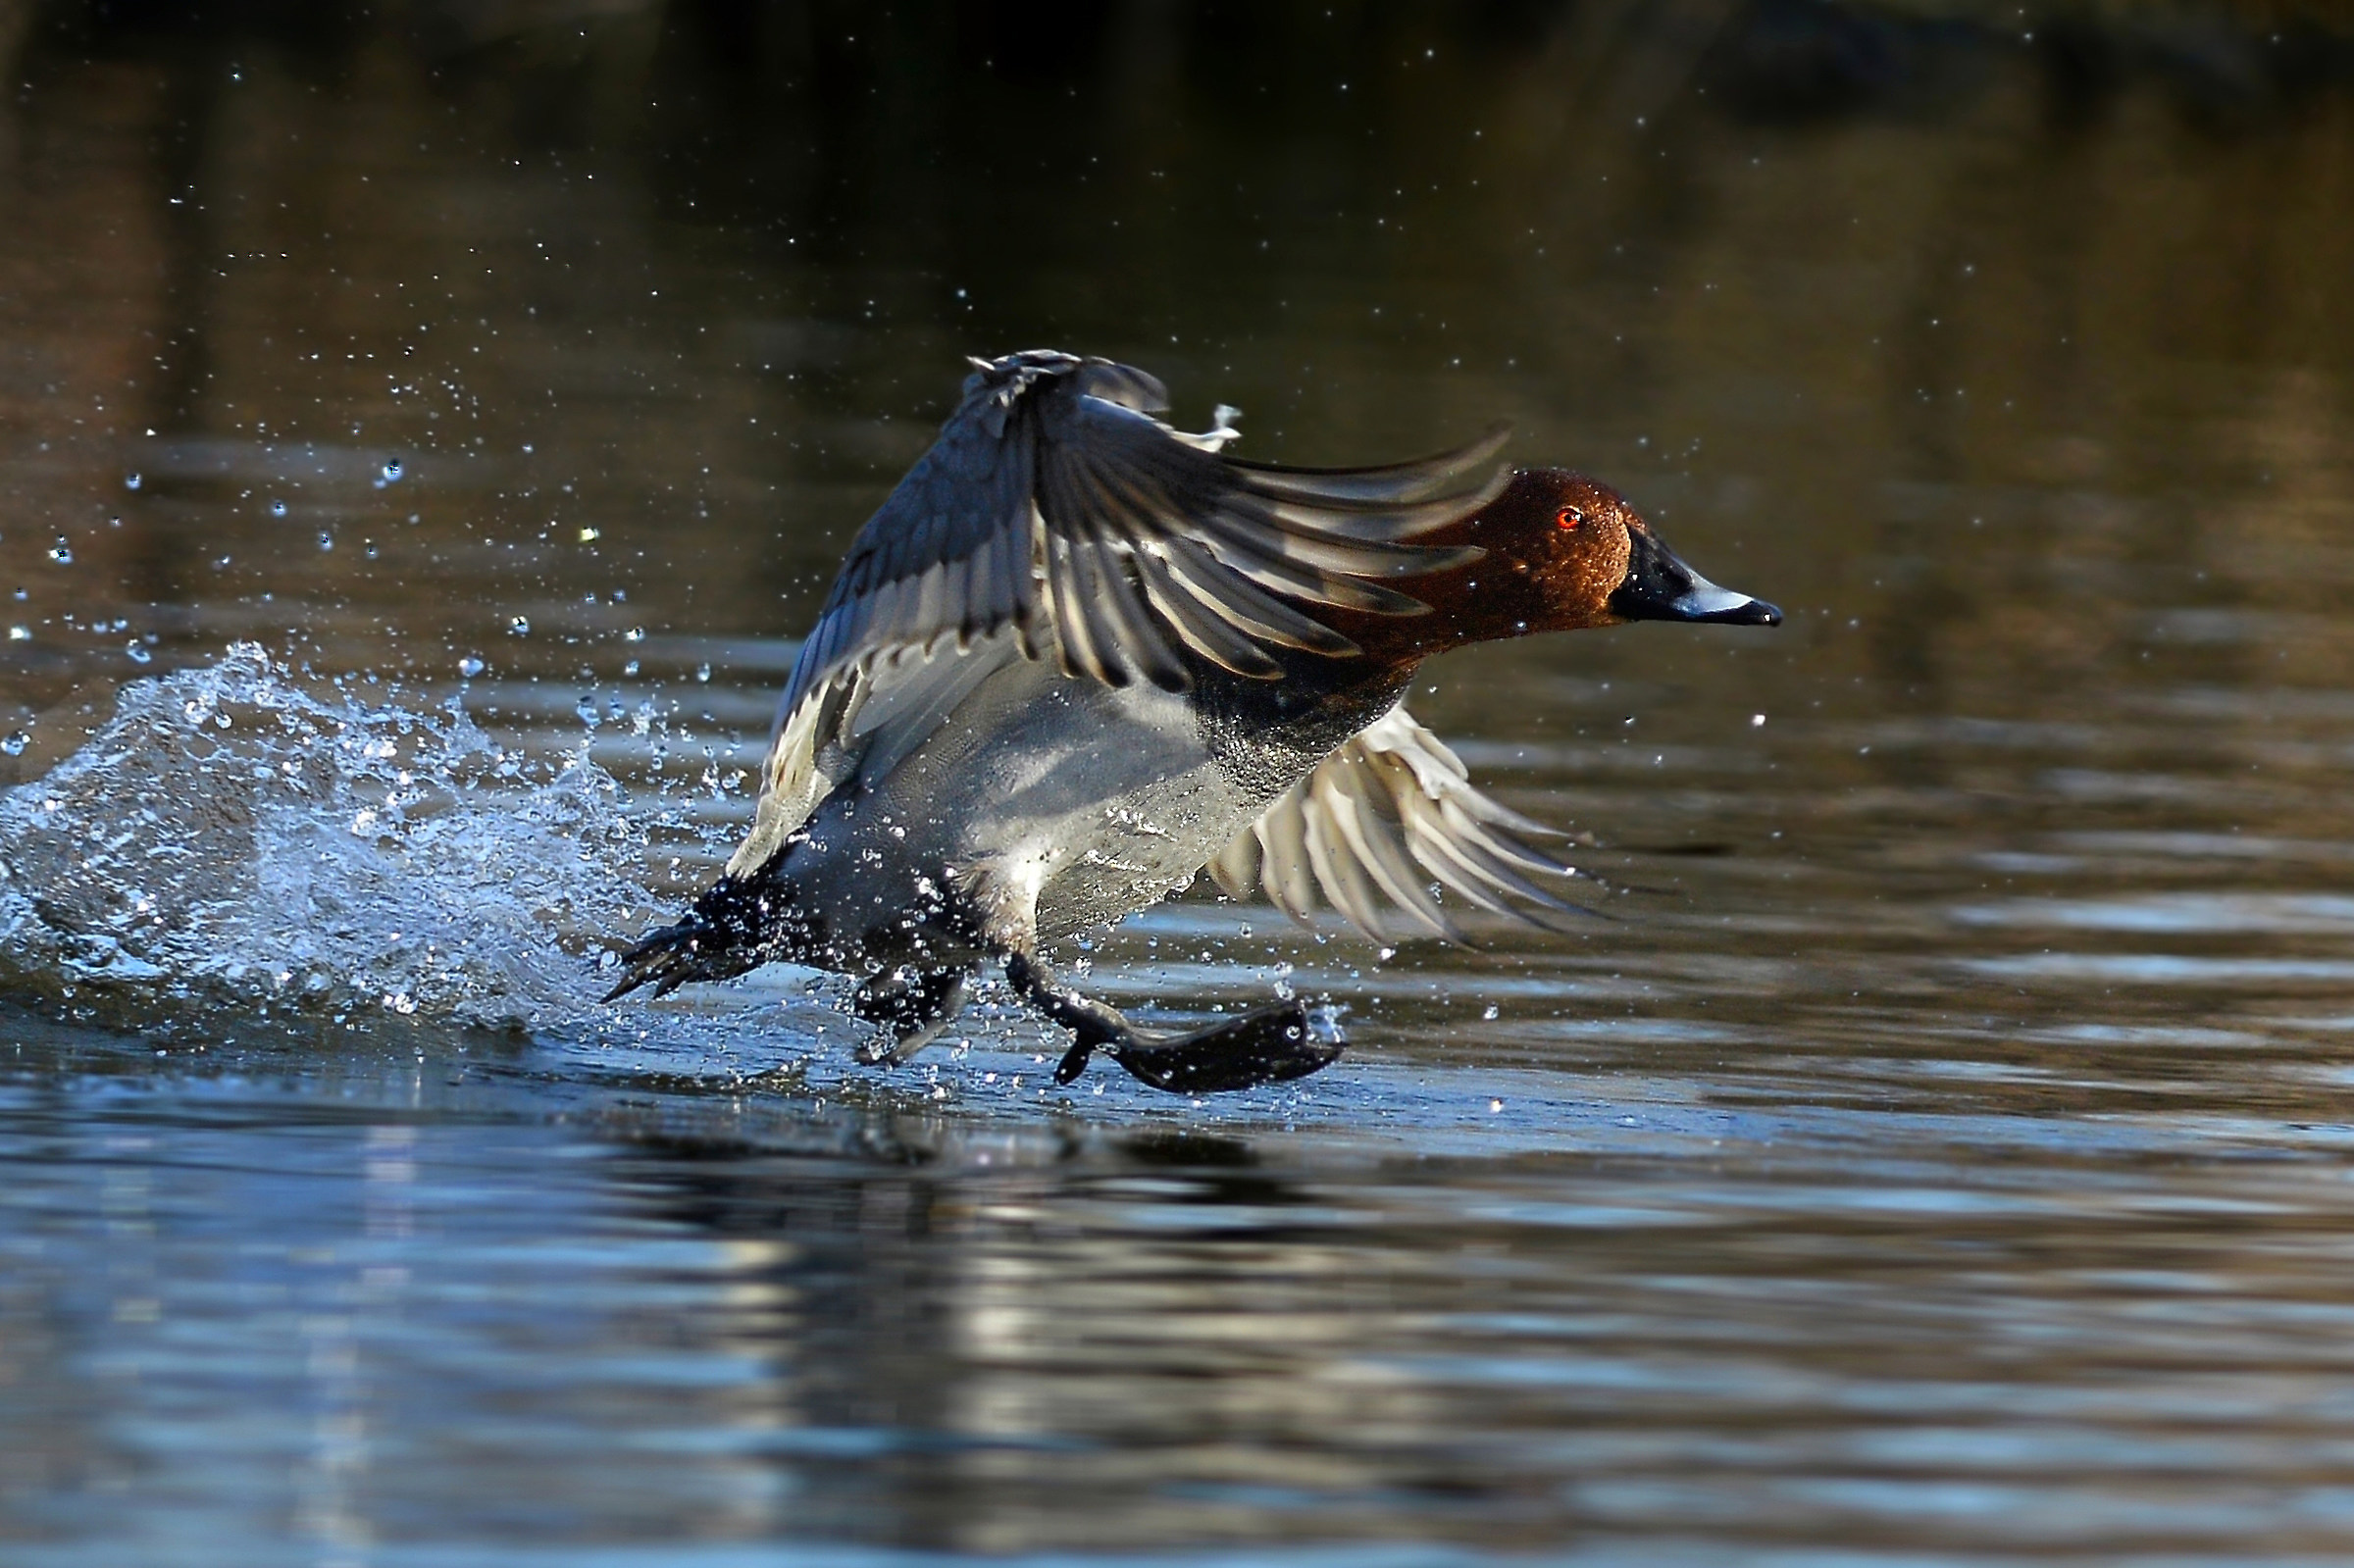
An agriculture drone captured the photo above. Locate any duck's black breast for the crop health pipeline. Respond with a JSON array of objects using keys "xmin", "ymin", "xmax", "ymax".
[{"xmin": 1186, "ymin": 642, "xmax": 1416, "ymax": 801}]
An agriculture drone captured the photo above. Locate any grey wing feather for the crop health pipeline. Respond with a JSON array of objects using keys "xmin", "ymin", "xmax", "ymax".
[
  {"xmin": 787, "ymin": 400, "xmax": 1040, "ymax": 721},
  {"xmin": 725, "ymin": 633, "xmax": 1026, "ymax": 880},
  {"xmin": 1033, "ymin": 390, "xmax": 1498, "ymax": 685},
  {"xmin": 781, "ymin": 351, "xmax": 1505, "ymax": 719},
  {"xmin": 1205, "ymin": 704, "xmax": 1599, "ymax": 944}
]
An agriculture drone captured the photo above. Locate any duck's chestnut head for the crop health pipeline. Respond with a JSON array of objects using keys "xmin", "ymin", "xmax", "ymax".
[
  {"xmin": 1309, "ymin": 467, "xmax": 1779, "ymax": 683},
  {"xmin": 1379, "ymin": 467, "xmax": 1778, "ymax": 644},
  {"xmin": 1491, "ymin": 468, "xmax": 1780, "ymax": 632}
]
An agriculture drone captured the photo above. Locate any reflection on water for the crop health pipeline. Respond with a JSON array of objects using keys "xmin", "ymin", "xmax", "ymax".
[{"xmin": 4, "ymin": 2, "xmax": 2354, "ymax": 1562}]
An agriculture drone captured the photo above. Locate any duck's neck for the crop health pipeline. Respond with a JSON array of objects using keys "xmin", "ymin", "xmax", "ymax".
[
  {"xmin": 1319, "ymin": 470, "xmax": 1610, "ymax": 679},
  {"xmin": 1179, "ymin": 486, "xmax": 1581, "ymax": 762}
]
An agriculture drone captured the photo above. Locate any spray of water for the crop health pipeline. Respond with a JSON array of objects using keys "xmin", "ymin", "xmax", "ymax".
[{"xmin": 0, "ymin": 644, "xmax": 694, "ymax": 1037}]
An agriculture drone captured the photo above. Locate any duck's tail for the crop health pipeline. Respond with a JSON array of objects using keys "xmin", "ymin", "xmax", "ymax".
[{"xmin": 601, "ymin": 877, "xmax": 772, "ymax": 1003}]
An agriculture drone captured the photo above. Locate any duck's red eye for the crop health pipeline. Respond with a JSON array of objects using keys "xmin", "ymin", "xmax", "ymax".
[{"xmin": 1556, "ymin": 507, "xmax": 1584, "ymax": 531}]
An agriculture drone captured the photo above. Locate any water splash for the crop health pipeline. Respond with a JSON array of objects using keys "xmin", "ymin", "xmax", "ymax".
[{"xmin": 0, "ymin": 644, "xmax": 688, "ymax": 1037}]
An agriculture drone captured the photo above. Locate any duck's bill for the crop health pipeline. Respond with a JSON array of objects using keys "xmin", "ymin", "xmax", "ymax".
[{"xmin": 1609, "ymin": 527, "xmax": 1783, "ymax": 627}]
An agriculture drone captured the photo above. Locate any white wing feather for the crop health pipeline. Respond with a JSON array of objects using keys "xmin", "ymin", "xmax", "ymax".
[
  {"xmin": 724, "ymin": 634, "xmax": 1023, "ymax": 878},
  {"xmin": 1207, "ymin": 703, "xmax": 1594, "ymax": 943}
]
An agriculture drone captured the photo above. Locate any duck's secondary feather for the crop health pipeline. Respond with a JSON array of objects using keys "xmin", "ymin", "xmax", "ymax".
[{"xmin": 1205, "ymin": 702, "xmax": 1594, "ymax": 945}]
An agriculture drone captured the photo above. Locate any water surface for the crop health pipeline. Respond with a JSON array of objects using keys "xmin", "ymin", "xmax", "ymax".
[{"xmin": 4, "ymin": 5, "xmax": 2354, "ymax": 1563}]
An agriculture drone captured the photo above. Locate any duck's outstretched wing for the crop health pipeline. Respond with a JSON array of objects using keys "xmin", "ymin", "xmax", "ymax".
[
  {"xmin": 1027, "ymin": 378, "xmax": 1505, "ymax": 690},
  {"xmin": 733, "ymin": 350, "xmax": 1508, "ymax": 877},
  {"xmin": 788, "ymin": 352, "xmax": 1504, "ymax": 706},
  {"xmin": 1205, "ymin": 704, "xmax": 1600, "ymax": 944}
]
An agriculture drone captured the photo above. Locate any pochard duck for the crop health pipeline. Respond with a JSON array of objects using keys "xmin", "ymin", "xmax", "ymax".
[{"xmin": 608, "ymin": 350, "xmax": 1778, "ymax": 1093}]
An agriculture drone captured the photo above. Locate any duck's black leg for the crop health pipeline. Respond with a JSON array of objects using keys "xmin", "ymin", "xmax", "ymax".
[
  {"xmin": 1000, "ymin": 953, "xmax": 1133, "ymax": 1083},
  {"xmin": 1001, "ymin": 952, "xmax": 1343, "ymax": 1094},
  {"xmin": 851, "ymin": 966, "xmax": 974, "ymax": 1064}
]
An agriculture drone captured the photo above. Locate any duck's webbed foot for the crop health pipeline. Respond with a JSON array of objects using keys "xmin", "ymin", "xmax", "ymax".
[
  {"xmin": 851, "ymin": 966, "xmax": 974, "ymax": 1064},
  {"xmin": 603, "ymin": 872, "xmax": 795, "ymax": 1003},
  {"xmin": 1002, "ymin": 953, "xmax": 1343, "ymax": 1095}
]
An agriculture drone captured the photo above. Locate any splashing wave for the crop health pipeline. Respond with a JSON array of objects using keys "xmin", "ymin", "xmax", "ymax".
[{"xmin": 0, "ymin": 644, "xmax": 677, "ymax": 1036}]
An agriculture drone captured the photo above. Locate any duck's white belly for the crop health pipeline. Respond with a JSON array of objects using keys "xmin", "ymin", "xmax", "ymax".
[{"xmin": 774, "ymin": 654, "xmax": 1270, "ymax": 963}]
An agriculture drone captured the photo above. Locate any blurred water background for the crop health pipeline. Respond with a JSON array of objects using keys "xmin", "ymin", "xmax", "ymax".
[{"xmin": 4, "ymin": 1, "xmax": 2354, "ymax": 1562}]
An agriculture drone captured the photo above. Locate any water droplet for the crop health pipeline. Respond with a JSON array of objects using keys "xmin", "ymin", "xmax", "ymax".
[
  {"xmin": 507, "ymin": 616, "xmax": 530, "ymax": 635},
  {"xmin": 380, "ymin": 458, "xmax": 404, "ymax": 483},
  {"xmin": 271, "ymin": 500, "xmax": 288, "ymax": 517},
  {"xmin": 7, "ymin": 627, "xmax": 27, "ymax": 642},
  {"xmin": 126, "ymin": 640, "xmax": 151, "ymax": 665},
  {"xmin": 1751, "ymin": 713, "xmax": 1766, "ymax": 727},
  {"xmin": 1, "ymin": 732, "xmax": 26, "ymax": 756},
  {"xmin": 457, "ymin": 656, "xmax": 485, "ymax": 679},
  {"xmin": 575, "ymin": 695, "xmax": 600, "ymax": 727},
  {"xmin": 624, "ymin": 627, "xmax": 644, "ymax": 642},
  {"xmin": 318, "ymin": 531, "xmax": 334, "ymax": 551},
  {"xmin": 47, "ymin": 540, "xmax": 72, "ymax": 565},
  {"xmin": 1482, "ymin": 1003, "xmax": 1500, "ymax": 1020},
  {"xmin": 576, "ymin": 527, "xmax": 600, "ymax": 543},
  {"xmin": 622, "ymin": 659, "xmax": 640, "ymax": 678},
  {"xmin": 694, "ymin": 664, "xmax": 711, "ymax": 683},
  {"xmin": 125, "ymin": 472, "xmax": 141, "ymax": 490}
]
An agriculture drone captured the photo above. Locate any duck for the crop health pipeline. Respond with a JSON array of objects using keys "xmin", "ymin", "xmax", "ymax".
[{"xmin": 606, "ymin": 349, "xmax": 1779, "ymax": 1094}]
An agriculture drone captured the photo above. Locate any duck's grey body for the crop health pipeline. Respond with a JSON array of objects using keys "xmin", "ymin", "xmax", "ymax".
[
  {"xmin": 782, "ymin": 653, "xmax": 1241, "ymax": 963},
  {"xmin": 751, "ymin": 632, "xmax": 1398, "ymax": 971}
]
